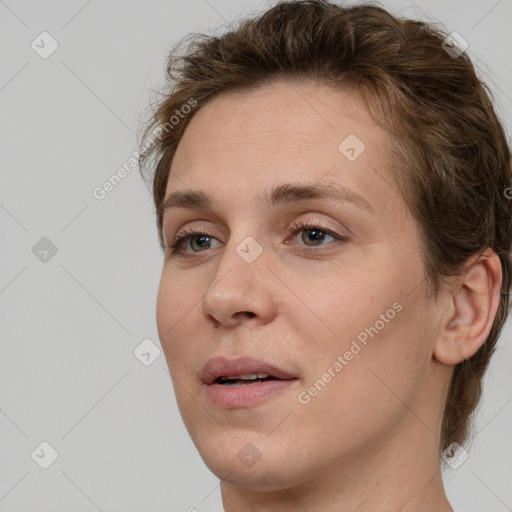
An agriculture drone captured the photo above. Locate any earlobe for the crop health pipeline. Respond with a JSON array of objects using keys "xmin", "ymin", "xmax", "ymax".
[{"xmin": 433, "ymin": 249, "xmax": 503, "ymax": 366}]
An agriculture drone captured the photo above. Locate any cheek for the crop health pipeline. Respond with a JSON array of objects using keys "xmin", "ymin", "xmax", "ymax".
[
  {"xmin": 293, "ymin": 309, "xmax": 431, "ymax": 457},
  {"xmin": 156, "ymin": 271, "xmax": 197, "ymax": 368},
  {"xmin": 156, "ymin": 265, "xmax": 198, "ymax": 328},
  {"xmin": 296, "ymin": 265, "xmax": 432, "ymax": 408},
  {"xmin": 155, "ymin": 275, "xmax": 175, "ymax": 345}
]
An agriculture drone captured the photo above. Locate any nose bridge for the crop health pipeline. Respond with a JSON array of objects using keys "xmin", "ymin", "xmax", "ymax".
[{"xmin": 209, "ymin": 229, "xmax": 266, "ymax": 297}]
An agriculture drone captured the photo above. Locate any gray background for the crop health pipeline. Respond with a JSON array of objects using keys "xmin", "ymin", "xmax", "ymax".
[{"xmin": 0, "ymin": 0, "xmax": 511, "ymax": 511}]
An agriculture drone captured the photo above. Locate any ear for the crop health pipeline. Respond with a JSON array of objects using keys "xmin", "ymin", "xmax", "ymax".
[{"xmin": 433, "ymin": 249, "xmax": 503, "ymax": 365}]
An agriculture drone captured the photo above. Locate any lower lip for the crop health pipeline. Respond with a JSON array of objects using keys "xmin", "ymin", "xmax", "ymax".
[{"xmin": 204, "ymin": 379, "xmax": 298, "ymax": 408}]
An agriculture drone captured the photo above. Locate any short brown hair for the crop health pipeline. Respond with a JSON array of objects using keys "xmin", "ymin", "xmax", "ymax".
[{"xmin": 138, "ymin": 0, "xmax": 512, "ymax": 454}]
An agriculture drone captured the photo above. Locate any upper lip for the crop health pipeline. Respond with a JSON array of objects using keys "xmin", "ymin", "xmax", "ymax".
[{"xmin": 201, "ymin": 356, "xmax": 298, "ymax": 385}]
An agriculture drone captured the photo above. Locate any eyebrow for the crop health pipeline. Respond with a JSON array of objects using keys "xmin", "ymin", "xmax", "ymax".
[{"xmin": 161, "ymin": 182, "xmax": 376, "ymax": 216}]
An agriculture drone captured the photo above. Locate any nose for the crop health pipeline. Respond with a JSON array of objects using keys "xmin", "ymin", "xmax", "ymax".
[{"xmin": 201, "ymin": 236, "xmax": 277, "ymax": 328}]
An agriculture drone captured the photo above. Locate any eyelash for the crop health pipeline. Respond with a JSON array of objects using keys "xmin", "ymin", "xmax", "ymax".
[{"xmin": 166, "ymin": 219, "xmax": 346, "ymax": 259}]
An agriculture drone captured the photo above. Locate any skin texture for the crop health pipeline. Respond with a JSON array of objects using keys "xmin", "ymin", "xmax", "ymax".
[{"xmin": 156, "ymin": 80, "xmax": 502, "ymax": 511}]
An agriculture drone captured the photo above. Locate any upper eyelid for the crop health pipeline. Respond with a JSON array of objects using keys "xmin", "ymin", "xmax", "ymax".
[
  {"xmin": 167, "ymin": 218, "xmax": 344, "ymax": 249},
  {"xmin": 169, "ymin": 216, "xmax": 342, "ymax": 239}
]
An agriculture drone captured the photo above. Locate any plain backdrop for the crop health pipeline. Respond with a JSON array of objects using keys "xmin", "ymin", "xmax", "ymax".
[{"xmin": 1, "ymin": 0, "xmax": 511, "ymax": 511}]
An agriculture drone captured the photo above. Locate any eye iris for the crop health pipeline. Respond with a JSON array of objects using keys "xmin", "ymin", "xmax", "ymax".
[
  {"xmin": 191, "ymin": 235, "xmax": 211, "ymax": 251},
  {"xmin": 302, "ymin": 228, "xmax": 326, "ymax": 246}
]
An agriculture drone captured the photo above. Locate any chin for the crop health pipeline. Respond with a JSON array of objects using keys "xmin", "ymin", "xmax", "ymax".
[{"xmin": 194, "ymin": 436, "xmax": 314, "ymax": 492}]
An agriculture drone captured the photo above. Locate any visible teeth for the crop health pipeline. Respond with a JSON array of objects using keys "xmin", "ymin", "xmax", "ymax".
[
  {"xmin": 222, "ymin": 373, "xmax": 269, "ymax": 380},
  {"xmin": 237, "ymin": 373, "xmax": 269, "ymax": 380}
]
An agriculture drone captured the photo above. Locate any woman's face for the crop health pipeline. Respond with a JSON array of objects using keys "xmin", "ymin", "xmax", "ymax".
[{"xmin": 156, "ymin": 80, "xmax": 445, "ymax": 490}]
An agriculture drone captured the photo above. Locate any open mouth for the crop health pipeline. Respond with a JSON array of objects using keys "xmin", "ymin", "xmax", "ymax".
[
  {"xmin": 203, "ymin": 362, "xmax": 299, "ymax": 407},
  {"xmin": 215, "ymin": 374, "xmax": 282, "ymax": 387}
]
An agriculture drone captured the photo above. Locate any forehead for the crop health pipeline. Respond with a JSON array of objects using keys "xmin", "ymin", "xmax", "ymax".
[{"xmin": 174, "ymin": 80, "xmax": 379, "ymax": 166}]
